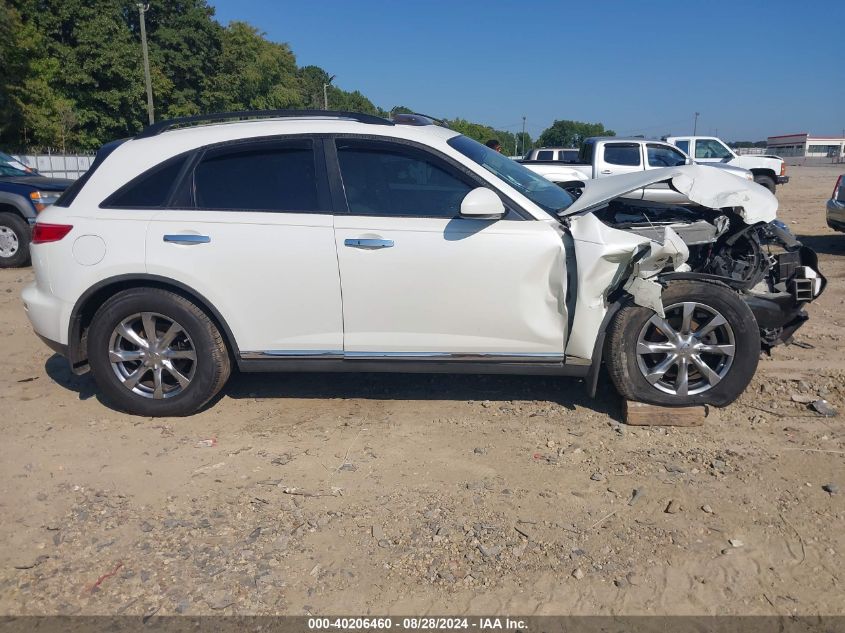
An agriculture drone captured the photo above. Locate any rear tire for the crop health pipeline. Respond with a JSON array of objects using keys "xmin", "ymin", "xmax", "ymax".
[
  {"xmin": 0, "ymin": 212, "xmax": 31, "ymax": 268},
  {"xmin": 754, "ymin": 174, "xmax": 776, "ymax": 193},
  {"xmin": 87, "ymin": 288, "xmax": 231, "ymax": 416},
  {"xmin": 605, "ymin": 280, "xmax": 759, "ymax": 407}
]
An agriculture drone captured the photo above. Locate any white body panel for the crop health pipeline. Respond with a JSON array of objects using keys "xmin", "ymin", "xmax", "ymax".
[
  {"xmin": 146, "ymin": 210, "xmax": 343, "ymax": 353},
  {"xmin": 334, "ymin": 215, "xmax": 567, "ymax": 355}
]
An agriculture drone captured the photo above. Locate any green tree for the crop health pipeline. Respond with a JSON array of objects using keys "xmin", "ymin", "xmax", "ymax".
[
  {"xmin": 204, "ymin": 21, "xmax": 301, "ymax": 112},
  {"xmin": 141, "ymin": 0, "xmax": 223, "ymax": 118},
  {"xmin": 537, "ymin": 119, "xmax": 615, "ymax": 148}
]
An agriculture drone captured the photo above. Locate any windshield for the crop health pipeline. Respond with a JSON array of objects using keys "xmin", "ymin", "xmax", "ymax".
[
  {"xmin": 0, "ymin": 163, "xmax": 32, "ymax": 177},
  {"xmin": 447, "ymin": 135, "xmax": 574, "ymax": 215}
]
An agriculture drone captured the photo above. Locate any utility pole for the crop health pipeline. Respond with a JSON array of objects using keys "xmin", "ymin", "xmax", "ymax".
[
  {"xmin": 693, "ymin": 112, "xmax": 700, "ymax": 135},
  {"xmin": 521, "ymin": 116, "xmax": 526, "ymax": 156},
  {"xmin": 323, "ymin": 75, "xmax": 336, "ymax": 110},
  {"xmin": 138, "ymin": 3, "xmax": 154, "ymax": 124}
]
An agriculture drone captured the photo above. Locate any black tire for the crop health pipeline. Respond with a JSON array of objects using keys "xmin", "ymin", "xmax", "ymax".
[
  {"xmin": 605, "ymin": 280, "xmax": 759, "ymax": 407},
  {"xmin": 0, "ymin": 212, "xmax": 31, "ymax": 268},
  {"xmin": 87, "ymin": 287, "xmax": 231, "ymax": 416},
  {"xmin": 754, "ymin": 174, "xmax": 776, "ymax": 194}
]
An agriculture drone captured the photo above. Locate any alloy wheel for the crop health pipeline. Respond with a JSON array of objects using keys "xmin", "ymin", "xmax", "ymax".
[
  {"xmin": 635, "ymin": 301, "xmax": 736, "ymax": 397},
  {"xmin": 108, "ymin": 312, "xmax": 197, "ymax": 399},
  {"xmin": 0, "ymin": 226, "xmax": 19, "ymax": 258}
]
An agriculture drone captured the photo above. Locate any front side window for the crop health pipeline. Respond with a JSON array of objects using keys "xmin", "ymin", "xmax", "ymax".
[
  {"xmin": 336, "ymin": 140, "xmax": 473, "ymax": 217},
  {"xmin": 603, "ymin": 143, "xmax": 641, "ymax": 166},
  {"xmin": 647, "ymin": 144, "xmax": 687, "ymax": 167},
  {"xmin": 448, "ymin": 134, "xmax": 575, "ymax": 216},
  {"xmin": 695, "ymin": 139, "xmax": 732, "ymax": 160},
  {"xmin": 193, "ymin": 141, "xmax": 320, "ymax": 212},
  {"xmin": 674, "ymin": 140, "xmax": 690, "ymax": 154}
]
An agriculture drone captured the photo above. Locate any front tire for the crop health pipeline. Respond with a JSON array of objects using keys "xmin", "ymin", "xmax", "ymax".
[
  {"xmin": 0, "ymin": 212, "xmax": 31, "ymax": 268},
  {"xmin": 754, "ymin": 174, "xmax": 776, "ymax": 193},
  {"xmin": 605, "ymin": 280, "xmax": 759, "ymax": 407},
  {"xmin": 87, "ymin": 288, "xmax": 231, "ymax": 416}
]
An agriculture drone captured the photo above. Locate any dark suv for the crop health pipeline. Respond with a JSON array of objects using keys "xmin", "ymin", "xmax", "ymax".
[{"xmin": 0, "ymin": 161, "xmax": 72, "ymax": 267}]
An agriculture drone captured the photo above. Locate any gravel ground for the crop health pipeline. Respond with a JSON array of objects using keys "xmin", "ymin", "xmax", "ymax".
[{"xmin": 0, "ymin": 165, "xmax": 843, "ymax": 616}]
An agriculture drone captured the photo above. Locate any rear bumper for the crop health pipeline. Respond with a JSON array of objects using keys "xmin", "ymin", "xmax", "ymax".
[
  {"xmin": 21, "ymin": 281, "xmax": 70, "ymax": 350},
  {"xmin": 36, "ymin": 333, "xmax": 68, "ymax": 357},
  {"xmin": 776, "ymin": 175, "xmax": 789, "ymax": 185}
]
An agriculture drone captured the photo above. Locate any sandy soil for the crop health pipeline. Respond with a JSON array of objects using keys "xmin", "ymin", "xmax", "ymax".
[{"xmin": 0, "ymin": 165, "xmax": 843, "ymax": 616}]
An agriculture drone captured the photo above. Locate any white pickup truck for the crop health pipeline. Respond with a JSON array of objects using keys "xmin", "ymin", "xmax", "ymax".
[
  {"xmin": 520, "ymin": 137, "xmax": 754, "ymax": 203},
  {"xmin": 666, "ymin": 136, "xmax": 788, "ymax": 192}
]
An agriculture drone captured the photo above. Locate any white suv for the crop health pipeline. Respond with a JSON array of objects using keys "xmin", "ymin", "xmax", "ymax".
[{"xmin": 22, "ymin": 111, "xmax": 822, "ymax": 416}]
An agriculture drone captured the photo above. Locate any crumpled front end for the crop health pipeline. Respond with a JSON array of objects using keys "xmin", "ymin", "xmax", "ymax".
[{"xmin": 560, "ymin": 164, "xmax": 825, "ymax": 358}]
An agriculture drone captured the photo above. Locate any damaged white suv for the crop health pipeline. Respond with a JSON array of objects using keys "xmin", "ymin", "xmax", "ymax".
[{"xmin": 22, "ymin": 111, "xmax": 825, "ymax": 416}]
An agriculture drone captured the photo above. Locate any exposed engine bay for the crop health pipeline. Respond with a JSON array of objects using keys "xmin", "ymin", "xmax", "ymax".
[{"xmin": 593, "ymin": 198, "xmax": 826, "ymax": 348}]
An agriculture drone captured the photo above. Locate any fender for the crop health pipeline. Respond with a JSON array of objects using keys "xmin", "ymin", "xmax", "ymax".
[
  {"xmin": 0, "ymin": 191, "xmax": 35, "ymax": 220},
  {"xmin": 586, "ymin": 273, "xmax": 737, "ymax": 398},
  {"xmin": 67, "ymin": 273, "xmax": 241, "ymax": 373}
]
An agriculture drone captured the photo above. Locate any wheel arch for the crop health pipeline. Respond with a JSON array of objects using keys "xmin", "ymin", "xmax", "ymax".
[
  {"xmin": 0, "ymin": 192, "xmax": 35, "ymax": 219},
  {"xmin": 68, "ymin": 274, "xmax": 241, "ymax": 373},
  {"xmin": 749, "ymin": 167, "xmax": 777, "ymax": 180},
  {"xmin": 585, "ymin": 274, "xmax": 741, "ymax": 398}
]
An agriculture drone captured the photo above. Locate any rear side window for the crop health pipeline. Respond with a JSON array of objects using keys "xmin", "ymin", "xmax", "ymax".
[
  {"xmin": 674, "ymin": 140, "xmax": 690, "ymax": 154},
  {"xmin": 103, "ymin": 156, "xmax": 187, "ymax": 208},
  {"xmin": 536, "ymin": 150, "xmax": 554, "ymax": 160},
  {"xmin": 193, "ymin": 141, "xmax": 320, "ymax": 212},
  {"xmin": 603, "ymin": 143, "xmax": 641, "ymax": 166}
]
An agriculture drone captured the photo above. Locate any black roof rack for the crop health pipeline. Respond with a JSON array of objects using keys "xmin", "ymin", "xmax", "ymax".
[
  {"xmin": 392, "ymin": 112, "xmax": 449, "ymax": 127},
  {"xmin": 135, "ymin": 109, "xmax": 394, "ymax": 139}
]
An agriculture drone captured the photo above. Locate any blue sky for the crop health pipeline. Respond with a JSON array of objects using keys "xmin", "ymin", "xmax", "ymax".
[{"xmin": 210, "ymin": 0, "xmax": 845, "ymax": 141}]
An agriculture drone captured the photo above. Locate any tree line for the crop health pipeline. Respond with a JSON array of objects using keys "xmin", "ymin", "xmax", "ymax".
[{"xmin": 0, "ymin": 0, "xmax": 613, "ymax": 154}]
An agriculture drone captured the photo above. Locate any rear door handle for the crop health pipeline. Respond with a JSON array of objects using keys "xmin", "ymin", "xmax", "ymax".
[
  {"xmin": 344, "ymin": 238, "xmax": 394, "ymax": 249},
  {"xmin": 163, "ymin": 234, "xmax": 210, "ymax": 245},
  {"xmin": 600, "ymin": 169, "xmax": 612, "ymax": 175}
]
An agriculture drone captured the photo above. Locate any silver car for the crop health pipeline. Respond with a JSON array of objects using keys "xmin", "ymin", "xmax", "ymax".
[{"xmin": 826, "ymin": 174, "xmax": 845, "ymax": 232}]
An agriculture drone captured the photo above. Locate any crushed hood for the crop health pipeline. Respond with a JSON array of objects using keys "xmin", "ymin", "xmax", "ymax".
[{"xmin": 560, "ymin": 164, "xmax": 777, "ymax": 223}]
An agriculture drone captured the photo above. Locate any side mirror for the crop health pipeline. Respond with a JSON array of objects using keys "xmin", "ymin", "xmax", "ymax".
[{"xmin": 460, "ymin": 187, "xmax": 505, "ymax": 220}]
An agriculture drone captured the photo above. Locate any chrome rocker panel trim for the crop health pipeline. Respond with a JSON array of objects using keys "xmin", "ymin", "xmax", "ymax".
[{"xmin": 236, "ymin": 350, "xmax": 588, "ymax": 377}]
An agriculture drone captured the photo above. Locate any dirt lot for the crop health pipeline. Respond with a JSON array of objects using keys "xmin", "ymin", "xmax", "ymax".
[{"xmin": 1, "ymin": 166, "xmax": 843, "ymax": 617}]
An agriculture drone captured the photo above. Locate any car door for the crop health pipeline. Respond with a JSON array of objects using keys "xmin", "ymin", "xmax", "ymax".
[
  {"xmin": 598, "ymin": 142, "xmax": 645, "ymax": 200},
  {"xmin": 693, "ymin": 138, "xmax": 733, "ymax": 164},
  {"xmin": 330, "ymin": 137, "xmax": 567, "ymax": 359},
  {"xmin": 145, "ymin": 137, "xmax": 344, "ymax": 356}
]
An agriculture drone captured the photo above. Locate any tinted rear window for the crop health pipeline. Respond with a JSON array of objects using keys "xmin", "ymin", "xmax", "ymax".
[
  {"xmin": 536, "ymin": 150, "xmax": 554, "ymax": 160},
  {"xmin": 193, "ymin": 142, "xmax": 319, "ymax": 212},
  {"xmin": 103, "ymin": 156, "xmax": 187, "ymax": 208}
]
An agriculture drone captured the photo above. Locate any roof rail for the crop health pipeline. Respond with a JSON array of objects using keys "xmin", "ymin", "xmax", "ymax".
[
  {"xmin": 135, "ymin": 109, "xmax": 394, "ymax": 139},
  {"xmin": 392, "ymin": 112, "xmax": 449, "ymax": 127}
]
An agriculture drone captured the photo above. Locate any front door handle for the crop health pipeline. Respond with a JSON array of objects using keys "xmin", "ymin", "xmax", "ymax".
[
  {"xmin": 163, "ymin": 234, "xmax": 210, "ymax": 245},
  {"xmin": 600, "ymin": 169, "xmax": 612, "ymax": 175},
  {"xmin": 344, "ymin": 238, "xmax": 394, "ymax": 250}
]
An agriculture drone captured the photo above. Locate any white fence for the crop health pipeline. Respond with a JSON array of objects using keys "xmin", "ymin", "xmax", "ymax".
[{"xmin": 12, "ymin": 153, "xmax": 94, "ymax": 179}]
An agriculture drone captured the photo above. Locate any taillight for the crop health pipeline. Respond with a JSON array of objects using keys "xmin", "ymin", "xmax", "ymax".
[
  {"xmin": 780, "ymin": 162, "xmax": 787, "ymax": 177},
  {"xmin": 31, "ymin": 223, "xmax": 73, "ymax": 244},
  {"xmin": 834, "ymin": 175, "xmax": 843, "ymax": 200}
]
